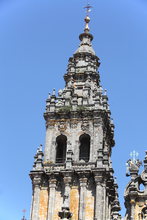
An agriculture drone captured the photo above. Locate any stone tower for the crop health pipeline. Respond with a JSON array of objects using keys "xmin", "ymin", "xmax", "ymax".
[
  {"xmin": 30, "ymin": 10, "xmax": 121, "ymax": 220},
  {"xmin": 124, "ymin": 151, "xmax": 147, "ymax": 220}
]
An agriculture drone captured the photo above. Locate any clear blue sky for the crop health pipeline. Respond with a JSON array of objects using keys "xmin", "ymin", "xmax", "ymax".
[{"xmin": 0, "ymin": 0, "xmax": 147, "ymax": 219}]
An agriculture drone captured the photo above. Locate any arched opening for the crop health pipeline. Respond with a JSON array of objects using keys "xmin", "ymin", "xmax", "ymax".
[
  {"xmin": 56, "ymin": 135, "xmax": 67, "ymax": 163},
  {"xmin": 79, "ymin": 134, "xmax": 90, "ymax": 162}
]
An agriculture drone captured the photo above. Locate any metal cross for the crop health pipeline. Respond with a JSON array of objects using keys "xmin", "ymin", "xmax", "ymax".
[
  {"xmin": 84, "ymin": 4, "xmax": 92, "ymax": 16},
  {"xmin": 130, "ymin": 150, "xmax": 139, "ymax": 162}
]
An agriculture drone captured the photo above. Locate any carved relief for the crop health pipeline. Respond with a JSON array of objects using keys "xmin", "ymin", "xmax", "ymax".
[
  {"xmin": 70, "ymin": 120, "xmax": 78, "ymax": 128},
  {"xmin": 47, "ymin": 120, "xmax": 56, "ymax": 128},
  {"xmin": 58, "ymin": 120, "xmax": 67, "ymax": 132},
  {"xmin": 93, "ymin": 118, "xmax": 102, "ymax": 127},
  {"xmin": 81, "ymin": 120, "xmax": 89, "ymax": 131}
]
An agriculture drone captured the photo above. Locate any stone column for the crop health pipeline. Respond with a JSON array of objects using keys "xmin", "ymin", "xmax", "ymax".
[
  {"xmin": 94, "ymin": 175, "xmax": 104, "ymax": 220},
  {"xmin": 47, "ymin": 176, "xmax": 57, "ymax": 220},
  {"xmin": 31, "ymin": 176, "xmax": 42, "ymax": 220},
  {"xmin": 79, "ymin": 177, "xmax": 87, "ymax": 220}
]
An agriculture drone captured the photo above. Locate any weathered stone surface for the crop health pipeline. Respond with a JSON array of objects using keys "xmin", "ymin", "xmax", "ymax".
[
  {"xmin": 70, "ymin": 186, "xmax": 79, "ymax": 220},
  {"xmin": 53, "ymin": 190, "xmax": 63, "ymax": 220},
  {"xmin": 85, "ymin": 189, "xmax": 94, "ymax": 220},
  {"xmin": 39, "ymin": 189, "xmax": 48, "ymax": 220}
]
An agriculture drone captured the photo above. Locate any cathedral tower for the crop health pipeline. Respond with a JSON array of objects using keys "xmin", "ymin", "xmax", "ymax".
[{"xmin": 30, "ymin": 8, "xmax": 121, "ymax": 220}]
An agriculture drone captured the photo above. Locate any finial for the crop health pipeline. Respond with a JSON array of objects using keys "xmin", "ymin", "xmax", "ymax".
[
  {"xmin": 104, "ymin": 89, "xmax": 107, "ymax": 96},
  {"xmin": 130, "ymin": 150, "xmax": 139, "ymax": 163},
  {"xmin": 84, "ymin": 4, "xmax": 92, "ymax": 33},
  {"xmin": 36, "ymin": 144, "xmax": 42, "ymax": 154},
  {"xmin": 39, "ymin": 144, "xmax": 42, "ymax": 152},
  {"xmin": 144, "ymin": 151, "xmax": 147, "ymax": 170},
  {"xmin": 21, "ymin": 209, "xmax": 26, "ymax": 220},
  {"xmin": 126, "ymin": 150, "xmax": 142, "ymax": 179},
  {"xmin": 52, "ymin": 88, "xmax": 56, "ymax": 96},
  {"xmin": 48, "ymin": 93, "xmax": 51, "ymax": 99},
  {"xmin": 145, "ymin": 151, "xmax": 147, "ymax": 159}
]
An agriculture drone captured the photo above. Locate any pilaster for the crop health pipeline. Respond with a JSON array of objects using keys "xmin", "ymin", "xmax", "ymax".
[
  {"xmin": 47, "ymin": 175, "xmax": 57, "ymax": 220},
  {"xmin": 78, "ymin": 173, "xmax": 88, "ymax": 220},
  {"xmin": 94, "ymin": 172, "xmax": 104, "ymax": 220},
  {"xmin": 31, "ymin": 175, "xmax": 42, "ymax": 220}
]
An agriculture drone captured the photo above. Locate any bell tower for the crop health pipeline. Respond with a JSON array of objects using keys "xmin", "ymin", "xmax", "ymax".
[{"xmin": 30, "ymin": 7, "xmax": 121, "ymax": 220}]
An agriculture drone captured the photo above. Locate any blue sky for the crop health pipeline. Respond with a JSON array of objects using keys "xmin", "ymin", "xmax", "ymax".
[{"xmin": 0, "ymin": 0, "xmax": 147, "ymax": 219}]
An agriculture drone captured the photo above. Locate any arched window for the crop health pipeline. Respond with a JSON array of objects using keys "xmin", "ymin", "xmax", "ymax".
[
  {"xmin": 79, "ymin": 134, "xmax": 90, "ymax": 162},
  {"xmin": 56, "ymin": 135, "xmax": 67, "ymax": 163}
]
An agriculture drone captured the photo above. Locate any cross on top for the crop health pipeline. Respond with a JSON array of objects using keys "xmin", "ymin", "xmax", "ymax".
[
  {"xmin": 84, "ymin": 4, "xmax": 92, "ymax": 16},
  {"xmin": 130, "ymin": 150, "xmax": 139, "ymax": 162}
]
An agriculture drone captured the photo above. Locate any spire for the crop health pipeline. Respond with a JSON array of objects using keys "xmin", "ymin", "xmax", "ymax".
[{"xmin": 74, "ymin": 4, "xmax": 95, "ymax": 55}]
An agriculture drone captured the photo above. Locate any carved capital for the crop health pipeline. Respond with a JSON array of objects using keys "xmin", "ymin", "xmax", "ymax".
[
  {"xmin": 93, "ymin": 171, "xmax": 104, "ymax": 184},
  {"xmin": 49, "ymin": 176, "xmax": 57, "ymax": 188},
  {"xmin": 63, "ymin": 176, "xmax": 72, "ymax": 186},
  {"xmin": 93, "ymin": 117, "xmax": 103, "ymax": 127},
  {"xmin": 79, "ymin": 177, "xmax": 87, "ymax": 187},
  {"xmin": 32, "ymin": 176, "xmax": 42, "ymax": 187}
]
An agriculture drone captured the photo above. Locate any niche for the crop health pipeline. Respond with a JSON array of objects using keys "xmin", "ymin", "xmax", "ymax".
[
  {"xmin": 56, "ymin": 135, "xmax": 67, "ymax": 163},
  {"xmin": 79, "ymin": 133, "xmax": 90, "ymax": 162}
]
